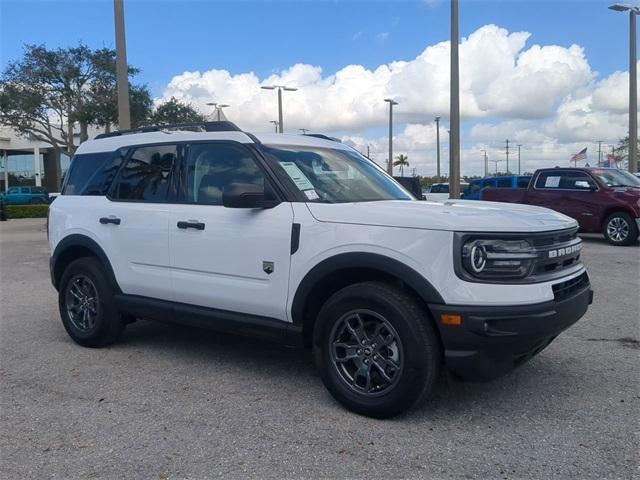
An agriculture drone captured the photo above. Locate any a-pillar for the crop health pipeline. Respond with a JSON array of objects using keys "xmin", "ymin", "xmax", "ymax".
[{"xmin": 33, "ymin": 146, "xmax": 42, "ymax": 187}]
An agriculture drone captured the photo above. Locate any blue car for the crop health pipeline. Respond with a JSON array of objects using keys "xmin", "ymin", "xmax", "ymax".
[
  {"xmin": 0, "ymin": 186, "xmax": 50, "ymax": 205},
  {"xmin": 462, "ymin": 175, "xmax": 531, "ymax": 200}
]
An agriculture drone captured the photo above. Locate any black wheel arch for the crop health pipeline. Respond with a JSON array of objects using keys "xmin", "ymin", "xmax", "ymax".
[
  {"xmin": 50, "ymin": 234, "xmax": 121, "ymax": 293},
  {"xmin": 291, "ymin": 252, "xmax": 445, "ymax": 348}
]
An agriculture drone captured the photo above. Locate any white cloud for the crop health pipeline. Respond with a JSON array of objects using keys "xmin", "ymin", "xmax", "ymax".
[
  {"xmin": 158, "ymin": 24, "xmax": 629, "ymax": 174},
  {"xmin": 376, "ymin": 32, "xmax": 390, "ymax": 41}
]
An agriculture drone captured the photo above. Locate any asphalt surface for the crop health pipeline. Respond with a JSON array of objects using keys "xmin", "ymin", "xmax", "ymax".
[{"xmin": 1, "ymin": 218, "xmax": 639, "ymax": 479}]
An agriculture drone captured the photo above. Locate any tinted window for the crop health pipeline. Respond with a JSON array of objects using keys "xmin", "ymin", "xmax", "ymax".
[
  {"xmin": 181, "ymin": 143, "xmax": 264, "ymax": 205},
  {"xmin": 112, "ymin": 145, "xmax": 177, "ymax": 202},
  {"xmin": 20, "ymin": 187, "xmax": 30, "ymax": 194},
  {"xmin": 7, "ymin": 188, "xmax": 19, "ymax": 194},
  {"xmin": 517, "ymin": 177, "xmax": 531, "ymax": 188},
  {"xmin": 468, "ymin": 182, "xmax": 481, "ymax": 194},
  {"xmin": 64, "ymin": 150, "xmax": 126, "ymax": 195},
  {"xmin": 482, "ymin": 179, "xmax": 495, "ymax": 189},
  {"xmin": 496, "ymin": 178, "xmax": 511, "ymax": 188},
  {"xmin": 535, "ymin": 172, "xmax": 564, "ymax": 189},
  {"xmin": 32, "ymin": 187, "xmax": 47, "ymax": 194},
  {"xmin": 560, "ymin": 171, "xmax": 596, "ymax": 190}
]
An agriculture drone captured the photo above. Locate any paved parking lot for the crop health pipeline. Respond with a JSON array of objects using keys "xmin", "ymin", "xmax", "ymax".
[{"xmin": 1, "ymin": 218, "xmax": 638, "ymax": 479}]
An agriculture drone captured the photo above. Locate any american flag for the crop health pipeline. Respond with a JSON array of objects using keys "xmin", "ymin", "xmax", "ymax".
[{"xmin": 570, "ymin": 147, "xmax": 587, "ymax": 165}]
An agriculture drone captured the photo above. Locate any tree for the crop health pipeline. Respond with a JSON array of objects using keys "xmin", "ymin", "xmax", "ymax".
[
  {"xmin": 0, "ymin": 43, "xmax": 152, "ymax": 155},
  {"xmin": 393, "ymin": 154, "xmax": 409, "ymax": 176},
  {"xmin": 612, "ymin": 136, "xmax": 640, "ymax": 167},
  {"xmin": 150, "ymin": 97, "xmax": 206, "ymax": 125}
]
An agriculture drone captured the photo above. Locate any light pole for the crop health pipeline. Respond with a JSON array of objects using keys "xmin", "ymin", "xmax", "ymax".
[
  {"xmin": 261, "ymin": 85, "xmax": 298, "ymax": 133},
  {"xmin": 206, "ymin": 102, "xmax": 230, "ymax": 121},
  {"xmin": 609, "ymin": 3, "xmax": 639, "ymax": 173},
  {"xmin": 269, "ymin": 120, "xmax": 279, "ymax": 133},
  {"xmin": 481, "ymin": 149, "xmax": 488, "ymax": 177},
  {"xmin": 113, "ymin": 0, "xmax": 131, "ymax": 130},
  {"xmin": 517, "ymin": 144, "xmax": 522, "ymax": 174},
  {"xmin": 505, "ymin": 139, "xmax": 510, "ymax": 174},
  {"xmin": 384, "ymin": 98, "xmax": 399, "ymax": 176},
  {"xmin": 435, "ymin": 116, "xmax": 441, "ymax": 180},
  {"xmin": 597, "ymin": 140, "xmax": 603, "ymax": 166},
  {"xmin": 449, "ymin": 0, "xmax": 461, "ymax": 199}
]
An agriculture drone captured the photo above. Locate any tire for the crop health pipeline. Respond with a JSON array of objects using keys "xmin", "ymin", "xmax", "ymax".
[
  {"xmin": 603, "ymin": 212, "xmax": 638, "ymax": 246},
  {"xmin": 313, "ymin": 281, "xmax": 442, "ymax": 418},
  {"xmin": 58, "ymin": 257, "xmax": 125, "ymax": 347}
]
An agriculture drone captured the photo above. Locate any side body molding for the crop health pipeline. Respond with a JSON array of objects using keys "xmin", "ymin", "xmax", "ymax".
[
  {"xmin": 290, "ymin": 252, "xmax": 445, "ymax": 325},
  {"xmin": 50, "ymin": 234, "xmax": 120, "ymax": 292}
]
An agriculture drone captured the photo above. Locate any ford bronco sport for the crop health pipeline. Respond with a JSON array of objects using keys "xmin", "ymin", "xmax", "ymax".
[{"xmin": 49, "ymin": 121, "xmax": 593, "ymax": 418}]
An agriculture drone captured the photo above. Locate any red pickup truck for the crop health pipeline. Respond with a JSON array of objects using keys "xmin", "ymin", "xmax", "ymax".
[{"xmin": 481, "ymin": 167, "xmax": 640, "ymax": 246}]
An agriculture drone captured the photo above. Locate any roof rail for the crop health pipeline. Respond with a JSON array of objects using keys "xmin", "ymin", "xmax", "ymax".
[
  {"xmin": 302, "ymin": 133, "xmax": 342, "ymax": 143},
  {"xmin": 95, "ymin": 121, "xmax": 242, "ymax": 139}
]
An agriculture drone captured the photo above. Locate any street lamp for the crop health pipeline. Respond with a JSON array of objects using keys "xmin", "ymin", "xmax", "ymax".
[
  {"xmin": 449, "ymin": 0, "xmax": 461, "ymax": 199},
  {"xmin": 261, "ymin": 85, "xmax": 298, "ymax": 133},
  {"xmin": 480, "ymin": 149, "xmax": 488, "ymax": 177},
  {"xmin": 206, "ymin": 102, "xmax": 230, "ymax": 121},
  {"xmin": 384, "ymin": 98, "xmax": 399, "ymax": 175},
  {"xmin": 435, "ymin": 116, "xmax": 441, "ymax": 180},
  {"xmin": 609, "ymin": 3, "xmax": 639, "ymax": 173},
  {"xmin": 269, "ymin": 120, "xmax": 279, "ymax": 133},
  {"xmin": 113, "ymin": 0, "xmax": 131, "ymax": 130},
  {"xmin": 517, "ymin": 144, "xmax": 522, "ymax": 174}
]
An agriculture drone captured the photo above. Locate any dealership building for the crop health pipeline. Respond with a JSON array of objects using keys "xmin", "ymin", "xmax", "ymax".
[{"xmin": 0, "ymin": 127, "xmax": 78, "ymax": 193}]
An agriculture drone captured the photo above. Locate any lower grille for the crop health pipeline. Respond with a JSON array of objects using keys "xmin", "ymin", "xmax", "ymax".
[{"xmin": 552, "ymin": 272, "xmax": 590, "ymax": 301}]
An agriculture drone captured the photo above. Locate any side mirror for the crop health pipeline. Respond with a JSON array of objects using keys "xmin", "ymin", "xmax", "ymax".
[{"xmin": 222, "ymin": 183, "xmax": 280, "ymax": 209}]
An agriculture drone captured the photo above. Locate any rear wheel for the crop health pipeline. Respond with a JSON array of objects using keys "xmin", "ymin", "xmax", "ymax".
[
  {"xmin": 313, "ymin": 282, "xmax": 441, "ymax": 418},
  {"xmin": 604, "ymin": 212, "xmax": 638, "ymax": 246},
  {"xmin": 58, "ymin": 257, "xmax": 125, "ymax": 347}
]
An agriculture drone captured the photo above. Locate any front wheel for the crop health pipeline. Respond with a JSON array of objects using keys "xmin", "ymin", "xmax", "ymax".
[
  {"xmin": 604, "ymin": 212, "xmax": 638, "ymax": 246},
  {"xmin": 58, "ymin": 257, "xmax": 125, "ymax": 347},
  {"xmin": 313, "ymin": 282, "xmax": 442, "ymax": 418}
]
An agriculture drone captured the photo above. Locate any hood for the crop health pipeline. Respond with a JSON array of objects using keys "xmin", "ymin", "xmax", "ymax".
[{"xmin": 306, "ymin": 200, "xmax": 577, "ymax": 233}]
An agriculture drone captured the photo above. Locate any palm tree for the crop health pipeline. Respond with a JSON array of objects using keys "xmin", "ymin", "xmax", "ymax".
[{"xmin": 393, "ymin": 154, "xmax": 410, "ymax": 176}]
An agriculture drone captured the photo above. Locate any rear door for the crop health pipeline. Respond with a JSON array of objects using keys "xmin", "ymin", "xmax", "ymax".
[
  {"xmin": 101, "ymin": 144, "xmax": 176, "ymax": 299},
  {"xmin": 558, "ymin": 171, "xmax": 600, "ymax": 231},
  {"xmin": 167, "ymin": 142, "xmax": 294, "ymax": 321}
]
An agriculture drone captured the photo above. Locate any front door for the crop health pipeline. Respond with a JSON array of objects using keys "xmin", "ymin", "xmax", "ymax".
[{"xmin": 168, "ymin": 142, "xmax": 294, "ymax": 321}]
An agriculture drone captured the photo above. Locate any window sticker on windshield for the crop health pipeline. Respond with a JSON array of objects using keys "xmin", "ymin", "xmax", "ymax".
[
  {"xmin": 304, "ymin": 189, "xmax": 320, "ymax": 200},
  {"xmin": 544, "ymin": 176, "xmax": 561, "ymax": 188},
  {"xmin": 279, "ymin": 162, "xmax": 314, "ymax": 191}
]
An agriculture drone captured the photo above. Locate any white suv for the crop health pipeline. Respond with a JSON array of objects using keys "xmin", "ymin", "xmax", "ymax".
[{"xmin": 48, "ymin": 121, "xmax": 593, "ymax": 418}]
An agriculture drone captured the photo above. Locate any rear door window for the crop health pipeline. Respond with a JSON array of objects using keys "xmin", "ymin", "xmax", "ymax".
[
  {"xmin": 535, "ymin": 172, "xmax": 565, "ymax": 189},
  {"xmin": 111, "ymin": 145, "xmax": 177, "ymax": 202}
]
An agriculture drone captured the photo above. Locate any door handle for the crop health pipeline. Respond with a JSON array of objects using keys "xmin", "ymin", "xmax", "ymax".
[
  {"xmin": 177, "ymin": 220, "xmax": 205, "ymax": 230},
  {"xmin": 99, "ymin": 216, "xmax": 121, "ymax": 225}
]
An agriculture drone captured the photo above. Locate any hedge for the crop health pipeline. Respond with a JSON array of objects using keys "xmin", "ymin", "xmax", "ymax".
[{"xmin": 3, "ymin": 204, "xmax": 50, "ymax": 219}]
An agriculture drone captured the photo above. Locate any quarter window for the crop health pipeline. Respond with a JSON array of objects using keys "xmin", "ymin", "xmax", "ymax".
[
  {"xmin": 181, "ymin": 143, "xmax": 265, "ymax": 205},
  {"xmin": 112, "ymin": 145, "xmax": 177, "ymax": 202},
  {"xmin": 64, "ymin": 150, "xmax": 126, "ymax": 195}
]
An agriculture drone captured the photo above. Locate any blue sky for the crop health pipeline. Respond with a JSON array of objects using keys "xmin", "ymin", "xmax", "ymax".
[
  {"xmin": 0, "ymin": 0, "xmax": 636, "ymax": 174},
  {"xmin": 0, "ymin": 0, "xmax": 630, "ymax": 95}
]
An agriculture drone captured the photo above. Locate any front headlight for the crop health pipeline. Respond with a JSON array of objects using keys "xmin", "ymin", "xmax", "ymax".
[{"xmin": 461, "ymin": 238, "xmax": 537, "ymax": 280}]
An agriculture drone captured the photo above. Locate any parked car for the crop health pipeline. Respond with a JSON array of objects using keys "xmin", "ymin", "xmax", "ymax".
[
  {"xmin": 0, "ymin": 186, "xmax": 50, "ymax": 205},
  {"xmin": 393, "ymin": 176, "xmax": 423, "ymax": 199},
  {"xmin": 424, "ymin": 182, "xmax": 469, "ymax": 202},
  {"xmin": 48, "ymin": 121, "xmax": 592, "ymax": 418},
  {"xmin": 481, "ymin": 167, "xmax": 640, "ymax": 245},
  {"xmin": 462, "ymin": 175, "xmax": 531, "ymax": 200}
]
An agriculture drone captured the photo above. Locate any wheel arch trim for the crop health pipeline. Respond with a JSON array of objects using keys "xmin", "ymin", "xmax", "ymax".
[
  {"xmin": 290, "ymin": 252, "xmax": 445, "ymax": 325},
  {"xmin": 50, "ymin": 234, "xmax": 121, "ymax": 293}
]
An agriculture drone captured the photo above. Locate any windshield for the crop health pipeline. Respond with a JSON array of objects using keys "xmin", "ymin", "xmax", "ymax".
[
  {"xmin": 261, "ymin": 145, "xmax": 414, "ymax": 203},
  {"xmin": 591, "ymin": 169, "xmax": 640, "ymax": 188}
]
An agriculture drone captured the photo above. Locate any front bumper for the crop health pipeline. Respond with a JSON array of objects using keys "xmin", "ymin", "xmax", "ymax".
[{"xmin": 429, "ymin": 273, "xmax": 593, "ymax": 381}]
